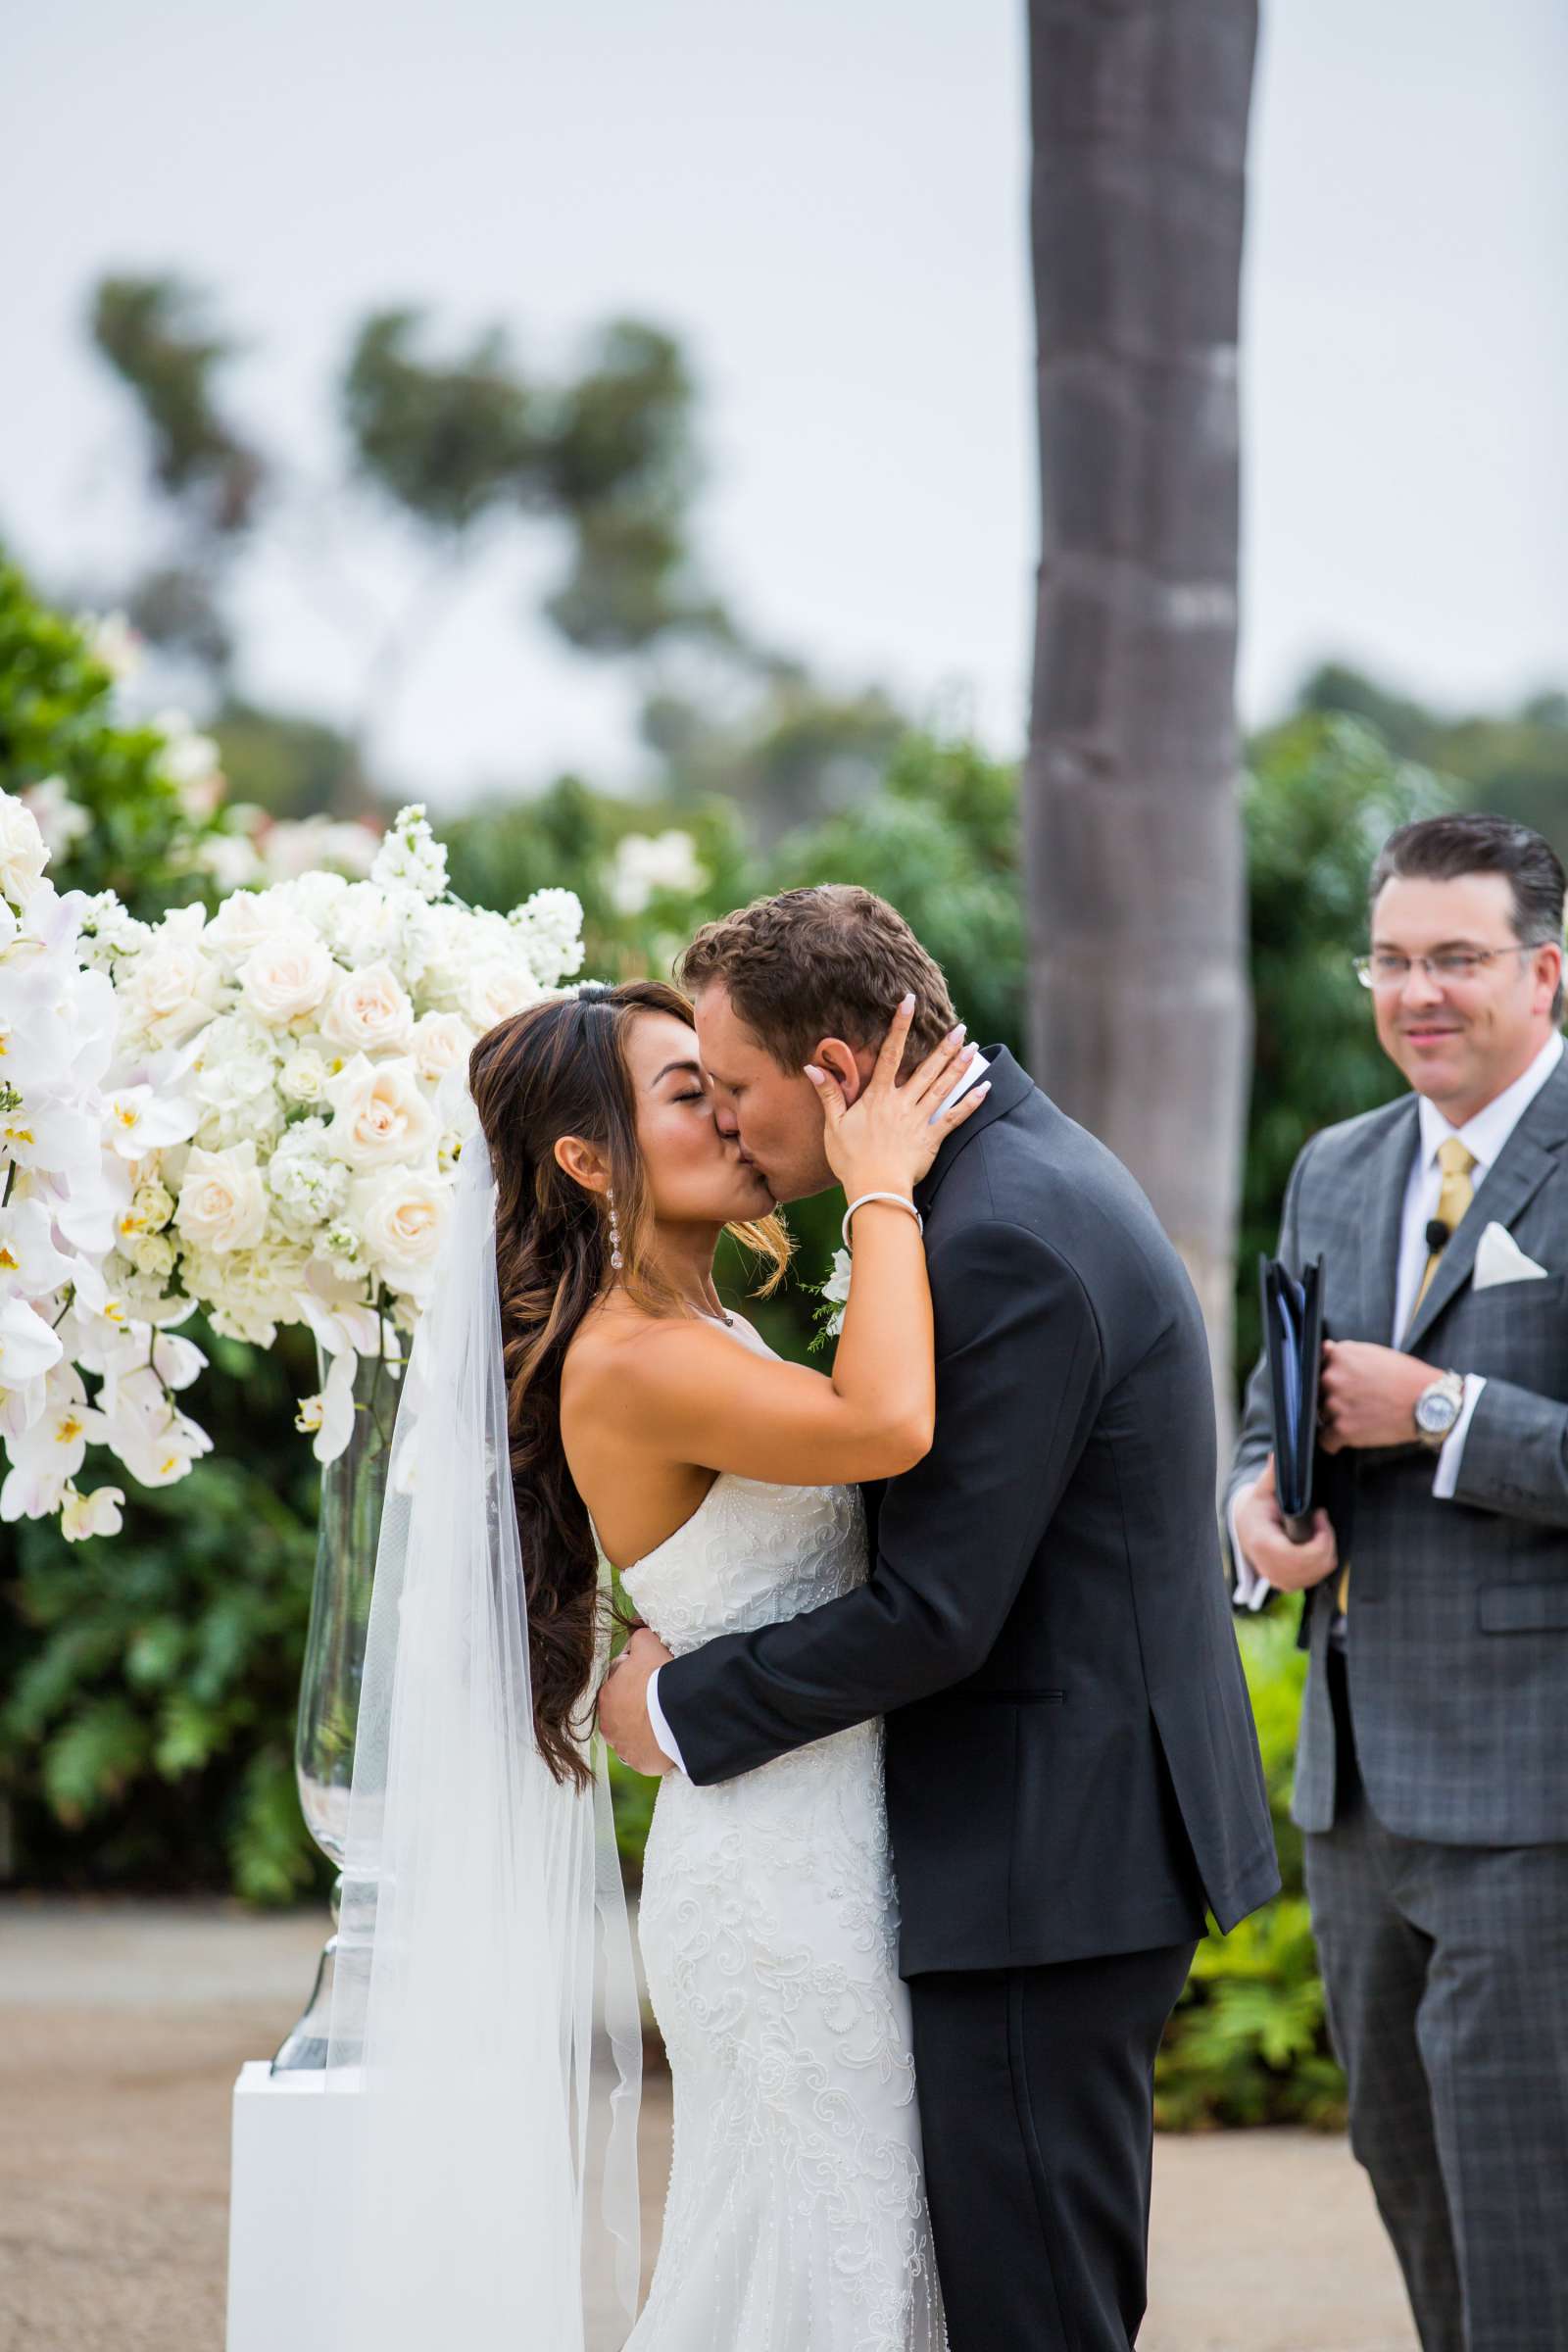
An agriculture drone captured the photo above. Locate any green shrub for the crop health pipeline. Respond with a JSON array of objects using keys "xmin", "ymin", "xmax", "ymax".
[{"xmin": 1155, "ymin": 1611, "xmax": 1346, "ymax": 2131}]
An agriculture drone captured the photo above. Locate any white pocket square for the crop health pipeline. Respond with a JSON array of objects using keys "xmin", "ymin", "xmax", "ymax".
[{"xmin": 1472, "ymin": 1220, "xmax": 1550, "ymax": 1291}]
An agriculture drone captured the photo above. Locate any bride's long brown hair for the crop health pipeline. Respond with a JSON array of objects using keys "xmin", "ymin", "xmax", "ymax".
[{"xmin": 467, "ymin": 980, "xmax": 790, "ymax": 1789}]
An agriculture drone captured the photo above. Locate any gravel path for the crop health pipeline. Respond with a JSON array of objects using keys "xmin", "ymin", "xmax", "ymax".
[{"xmin": 0, "ymin": 1899, "xmax": 1417, "ymax": 2351}]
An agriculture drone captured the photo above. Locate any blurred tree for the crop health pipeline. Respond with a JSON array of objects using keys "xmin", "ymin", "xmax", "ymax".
[
  {"xmin": 1237, "ymin": 711, "xmax": 1451, "ymax": 1373},
  {"xmin": 1022, "ymin": 0, "xmax": 1257, "ymax": 1420},
  {"xmin": 1298, "ymin": 662, "xmax": 1568, "ymax": 865},
  {"xmin": 210, "ymin": 699, "xmax": 358, "ymax": 823},
  {"xmin": 643, "ymin": 662, "xmax": 908, "ymax": 842}
]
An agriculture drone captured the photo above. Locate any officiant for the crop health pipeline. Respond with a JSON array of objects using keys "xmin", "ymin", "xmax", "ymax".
[{"xmin": 1228, "ymin": 812, "xmax": 1568, "ymax": 2352}]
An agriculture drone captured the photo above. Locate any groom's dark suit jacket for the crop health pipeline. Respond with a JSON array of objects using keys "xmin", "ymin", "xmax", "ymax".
[{"xmin": 659, "ymin": 1048, "xmax": 1280, "ymax": 1975}]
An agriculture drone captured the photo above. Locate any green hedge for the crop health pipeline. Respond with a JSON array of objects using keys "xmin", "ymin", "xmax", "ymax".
[{"xmin": 1155, "ymin": 1611, "xmax": 1346, "ymax": 2131}]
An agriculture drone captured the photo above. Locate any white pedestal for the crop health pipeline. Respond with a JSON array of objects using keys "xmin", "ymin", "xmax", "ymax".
[{"xmin": 226, "ymin": 2062, "xmax": 357, "ymax": 2352}]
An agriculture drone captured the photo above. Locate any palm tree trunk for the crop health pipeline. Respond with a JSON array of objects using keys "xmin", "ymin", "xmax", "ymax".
[{"xmin": 1023, "ymin": 0, "xmax": 1257, "ymax": 1434}]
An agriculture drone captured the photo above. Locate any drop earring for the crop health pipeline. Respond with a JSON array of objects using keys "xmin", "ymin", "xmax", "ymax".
[{"xmin": 608, "ymin": 1186, "xmax": 623, "ymax": 1272}]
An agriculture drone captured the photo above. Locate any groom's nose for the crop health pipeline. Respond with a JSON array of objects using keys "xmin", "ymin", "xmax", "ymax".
[{"xmin": 711, "ymin": 1097, "xmax": 740, "ymax": 1139}]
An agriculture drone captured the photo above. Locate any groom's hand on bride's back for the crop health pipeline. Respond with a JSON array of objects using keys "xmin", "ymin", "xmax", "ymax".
[{"xmin": 600, "ymin": 1626, "xmax": 677, "ymax": 1776}]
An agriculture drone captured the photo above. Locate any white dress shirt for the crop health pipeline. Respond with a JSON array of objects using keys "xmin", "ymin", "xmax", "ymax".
[
  {"xmin": 646, "ymin": 1041, "xmax": 992, "ymax": 1773},
  {"xmin": 1231, "ymin": 1030, "xmax": 1566, "ymax": 1609}
]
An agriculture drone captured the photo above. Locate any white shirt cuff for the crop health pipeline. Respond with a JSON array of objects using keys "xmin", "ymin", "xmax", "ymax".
[
  {"xmin": 1226, "ymin": 1484, "xmax": 1274, "ymax": 1611},
  {"xmin": 1432, "ymin": 1374, "xmax": 1486, "ymax": 1501},
  {"xmin": 646, "ymin": 1666, "xmax": 687, "ymax": 1776}
]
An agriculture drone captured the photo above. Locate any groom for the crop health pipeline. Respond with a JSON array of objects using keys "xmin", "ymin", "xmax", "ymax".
[{"xmin": 601, "ymin": 885, "xmax": 1278, "ymax": 2350}]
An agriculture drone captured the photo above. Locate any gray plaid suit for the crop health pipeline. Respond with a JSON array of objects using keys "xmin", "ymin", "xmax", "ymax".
[{"xmin": 1229, "ymin": 1053, "xmax": 1568, "ymax": 2352}]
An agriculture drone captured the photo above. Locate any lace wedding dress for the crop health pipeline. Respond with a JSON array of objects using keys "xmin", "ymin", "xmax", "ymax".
[{"xmin": 615, "ymin": 1316, "xmax": 947, "ymax": 2352}]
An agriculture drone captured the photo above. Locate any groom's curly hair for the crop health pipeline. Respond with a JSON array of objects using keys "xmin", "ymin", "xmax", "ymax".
[{"xmin": 678, "ymin": 886, "xmax": 957, "ymax": 1073}]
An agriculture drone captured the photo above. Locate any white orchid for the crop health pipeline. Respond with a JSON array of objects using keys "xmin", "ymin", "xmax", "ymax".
[
  {"xmin": 60, "ymin": 1483, "xmax": 125, "ymax": 1542},
  {"xmin": 103, "ymin": 1081, "xmax": 200, "ymax": 1159},
  {"xmin": 295, "ymin": 1347, "xmax": 359, "ymax": 1465}
]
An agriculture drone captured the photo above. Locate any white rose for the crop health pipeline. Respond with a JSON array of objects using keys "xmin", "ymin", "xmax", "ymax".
[
  {"xmin": 204, "ymin": 888, "xmax": 299, "ymax": 970},
  {"xmin": 0, "ymin": 795, "xmax": 50, "ymax": 906},
  {"xmin": 410, "ymin": 1011, "xmax": 476, "ymax": 1084},
  {"xmin": 354, "ymin": 1171, "xmax": 451, "ymax": 1298},
  {"xmin": 238, "ymin": 930, "xmax": 336, "ymax": 1026},
  {"xmin": 173, "ymin": 1142, "xmax": 269, "ymax": 1253},
  {"xmin": 319, "ymin": 960, "xmax": 414, "ymax": 1055},
  {"xmin": 120, "ymin": 922, "xmax": 224, "ymax": 1047},
  {"xmin": 464, "ymin": 958, "xmax": 540, "ymax": 1032},
  {"xmin": 130, "ymin": 1232, "xmax": 177, "ymax": 1281},
  {"xmin": 324, "ymin": 1055, "xmax": 437, "ymax": 1170}
]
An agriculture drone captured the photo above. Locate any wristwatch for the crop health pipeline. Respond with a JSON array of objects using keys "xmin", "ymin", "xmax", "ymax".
[{"xmin": 1414, "ymin": 1369, "xmax": 1465, "ymax": 1449}]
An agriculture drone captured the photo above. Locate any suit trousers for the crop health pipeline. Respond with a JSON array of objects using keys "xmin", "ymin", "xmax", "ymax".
[
  {"xmin": 1304, "ymin": 1648, "xmax": 1568, "ymax": 2352},
  {"xmin": 906, "ymin": 1939, "xmax": 1197, "ymax": 2351}
]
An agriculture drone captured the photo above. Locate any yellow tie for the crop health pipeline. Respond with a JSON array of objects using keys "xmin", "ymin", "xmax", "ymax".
[{"xmin": 1336, "ymin": 1136, "xmax": 1477, "ymax": 1615}]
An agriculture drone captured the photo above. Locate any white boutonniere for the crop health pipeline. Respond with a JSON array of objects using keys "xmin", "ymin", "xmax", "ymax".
[{"xmin": 808, "ymin": 1246, "xmax": 853, "ymax": 1351}]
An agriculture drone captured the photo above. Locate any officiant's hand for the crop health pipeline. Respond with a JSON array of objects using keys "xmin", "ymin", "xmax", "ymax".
[
  {"xmin": 1318, "ymin": 1340, "xmax": 1439, "ymax": 1452},
  {"xmin": 599, "ymin": 1625, "xmax": 677, "ymax": 1777},
  {"xmin": 1233, "ymin": 1453, "xmax": 1340, "ymax": 1591}
]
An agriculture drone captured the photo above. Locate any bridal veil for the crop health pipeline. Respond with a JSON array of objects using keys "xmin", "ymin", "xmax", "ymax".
[{"xmin": 322, "ymin": 1138, "xmax": 642, "ymax": 2348}]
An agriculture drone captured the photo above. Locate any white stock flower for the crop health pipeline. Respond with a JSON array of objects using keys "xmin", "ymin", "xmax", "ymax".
[
  {"xmin": 61, "ymin": 1483, "xmax": 125, "ymax": 1541},
  {"xmin": 324, "ymin": 1054, "xmax": 436, "ymax": 1170},
  {"xmin": 0, "ymin": 794, "xmax": 49, "ymax": 906},
  {"xmin": 238, "ymin": 930, "xmax": 336, "ymax": 1026},
  {"xmin": 410, "ymin": 1011, "xmax": 475, "ymax": 1084},
  {"xmin": 370, "ymin": 804, "xmax": 448, "ymax": 901},
  {"xmin": 509, "ymin": 888, "xmax": 585, "ymax": 987},
  {"xmin": 606, "ymin": 832, "xmax": 707, "ymax": 918},
  {"xmin": 353, "ymin": 1170, "xmax": 451, "ymax": 1299},
  {"xmin": 76, "ymin": 892, "xmax": 150, "ymax": 972},
  {"xmin": 174, "ymin": 1141, "xmax": 269, "ymax": 1253},
  {"xmin": 319, "ymin": 960, "xmax": 414, "ymax": 1055}
]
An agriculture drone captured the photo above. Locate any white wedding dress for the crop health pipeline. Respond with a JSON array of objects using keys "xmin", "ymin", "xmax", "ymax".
[{"xmin": 614, "ymin": 1316, "xmax": 947, "ymax": 2352}]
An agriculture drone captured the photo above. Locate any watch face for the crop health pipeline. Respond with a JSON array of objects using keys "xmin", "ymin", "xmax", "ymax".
[{"xmin": 1416, "ymin": 1388, "xmax": 1459, "ymax": 1434}]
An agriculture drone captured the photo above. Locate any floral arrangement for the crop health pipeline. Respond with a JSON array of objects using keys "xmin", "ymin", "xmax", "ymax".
[
  {"xmin": 0, "ymin": 794, "xmax": 585, "ymax": 1532},
  {"xmin": 1, "ymin": 793, "xmax": 206, "ymax": 1539}
]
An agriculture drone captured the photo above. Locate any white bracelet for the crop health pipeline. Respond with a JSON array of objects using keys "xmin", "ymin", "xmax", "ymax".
[{"xmin": 841, "ymin": 1193, "xmax": 924, "ymax": 1251}]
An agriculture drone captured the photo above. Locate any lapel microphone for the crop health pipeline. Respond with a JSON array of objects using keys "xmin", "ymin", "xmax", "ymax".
[{"xmin": 1425, "ymin": 1218, "xmax": 1451, "ymax": 1254}]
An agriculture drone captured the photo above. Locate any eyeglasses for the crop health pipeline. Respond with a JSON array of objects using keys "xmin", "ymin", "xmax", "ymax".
[{"xmin": 1353, "ymin": 944, "xmax": 1542, "ymax": 992}]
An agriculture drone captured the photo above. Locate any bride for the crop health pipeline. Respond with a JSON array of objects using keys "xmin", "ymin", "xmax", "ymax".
[{"xmin": 326, "ymin": 975, "xmax": 982, "ymax": 2351}]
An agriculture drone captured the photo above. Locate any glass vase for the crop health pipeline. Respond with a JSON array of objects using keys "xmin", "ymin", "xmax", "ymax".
[{"xmin": 271, "ymin": 1341, "xmax": 400, "ymax": 2072}]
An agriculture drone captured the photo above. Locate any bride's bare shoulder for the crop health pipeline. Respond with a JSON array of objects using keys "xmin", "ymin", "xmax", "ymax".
[{"xmin": 561, "ymin": 1296, "xmax": 724, "ymax": 1411}]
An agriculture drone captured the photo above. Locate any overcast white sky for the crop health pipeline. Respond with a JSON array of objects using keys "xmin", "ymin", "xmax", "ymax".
[{"xmin": 3, "ymin": 0, "xmax": 1563, "ymax": 806}]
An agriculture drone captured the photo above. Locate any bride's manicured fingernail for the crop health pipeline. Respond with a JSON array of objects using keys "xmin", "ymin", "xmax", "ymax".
[
  {"xmin": 947, "ymin": 1023, "xmax": 966, "ymax": 1046},
  {"xmin": 900, "ymin": 993, "xmax": 916, "ymax": 1011},
  {"xmin": 803, "ymin": 1063, "xmax": 825, "ymax": 1085}
]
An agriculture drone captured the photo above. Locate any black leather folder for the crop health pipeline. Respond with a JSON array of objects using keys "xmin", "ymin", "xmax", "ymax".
[{"xmin": 1258, "ymin": 1253, "xmax": 1327, "ymax": 1543}]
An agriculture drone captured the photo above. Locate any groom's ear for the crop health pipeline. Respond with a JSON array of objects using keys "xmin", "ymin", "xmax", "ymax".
[{"xmin": 813, "ymin": 1036, "xmax": 872, "ymax": 1105}]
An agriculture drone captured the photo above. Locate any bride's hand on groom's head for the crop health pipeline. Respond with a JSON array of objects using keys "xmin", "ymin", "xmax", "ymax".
[{"xmin": 806, "ymin": 995, "xmax": 988, "ymax": 1200}]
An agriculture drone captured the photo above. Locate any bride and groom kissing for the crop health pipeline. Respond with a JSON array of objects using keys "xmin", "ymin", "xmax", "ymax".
[{"xmin": 332, "ymin": 883, "xmax": 1277, "ymax": 2352}]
